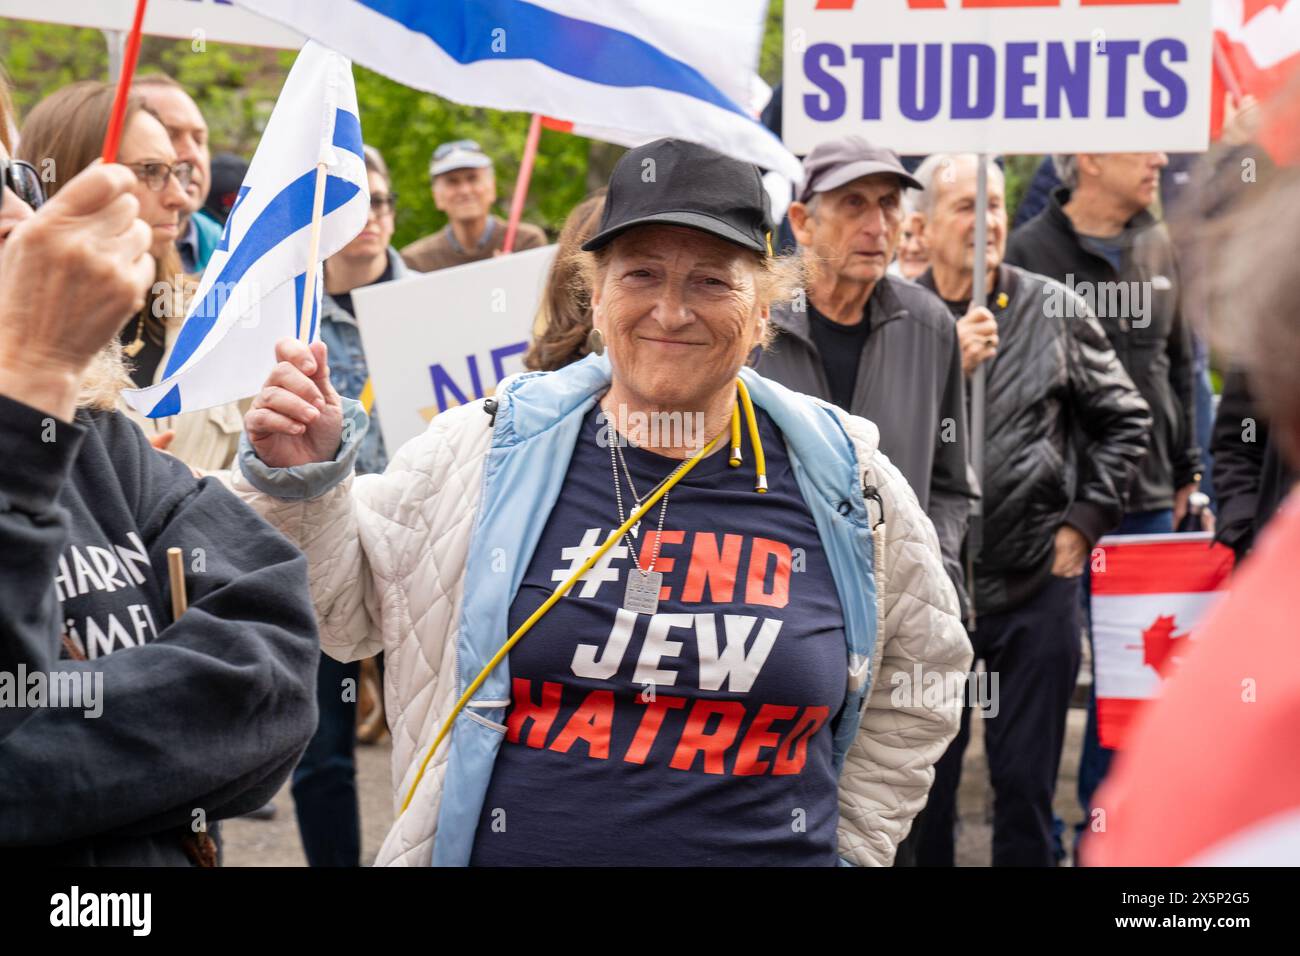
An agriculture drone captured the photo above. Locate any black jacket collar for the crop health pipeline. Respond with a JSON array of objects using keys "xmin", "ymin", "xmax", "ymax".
[
  {"xmin": 1045, "ymin": 185, "xmax": 1158, "ymax": 249},
  {"xmin": 772, "ymin": 273, "xmax": 908, "ymax": 345},
  {"xmin": 915, "ymin": 263, "xmax": 1020, "ymax": 311}
]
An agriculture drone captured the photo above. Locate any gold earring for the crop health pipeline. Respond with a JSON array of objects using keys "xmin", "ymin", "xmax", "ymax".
[{"xmin": 586, "ymin": 327, "xmax": 606, "ymax": 356}]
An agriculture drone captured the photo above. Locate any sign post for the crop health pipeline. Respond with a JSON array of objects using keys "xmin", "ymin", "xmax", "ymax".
[
  {"xmin": 967, "ymin": 152, "xmax": 988, "ymax": 626},
  {"xmin": 104, "ymin": 29, "xmax": 126, "ymax": 84}
]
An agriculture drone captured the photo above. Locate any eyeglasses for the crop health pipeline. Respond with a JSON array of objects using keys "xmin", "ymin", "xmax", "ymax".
[
  {"xmin": 1, "ymin": 157, "xmax": 46, "ymax": 211},
  {"xmin": 124, "ymin": 160, "xmax": 195, "ymax": 193},
  {"xmin": 433, "ymin": 139, "xmax": 482, "ymax": 161},
  {"xmin": 369, "ymin": 193, "xmax": 397, "ymax": 215}
]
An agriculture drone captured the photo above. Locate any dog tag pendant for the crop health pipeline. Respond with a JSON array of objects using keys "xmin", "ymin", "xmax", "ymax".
[{"xmin": 623, "ymin": 570, "xmax": 662, "ymax": 614}]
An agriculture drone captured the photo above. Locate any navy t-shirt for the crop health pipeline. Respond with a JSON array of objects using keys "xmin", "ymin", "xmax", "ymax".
[{"xmin": 469, "ymin": 404, "xmax": 848, "ymax": 866}]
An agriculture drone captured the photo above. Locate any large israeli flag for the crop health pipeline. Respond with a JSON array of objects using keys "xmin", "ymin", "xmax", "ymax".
[
  {"xmin": 123, "ymin": 40, "xmax": 369, "ymax": 418},
  {"xmin": 233, "ymin": 0, "xmax": 801, "ymax": 183}
]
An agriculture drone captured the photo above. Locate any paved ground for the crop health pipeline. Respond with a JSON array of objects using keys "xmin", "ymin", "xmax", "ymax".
[{"xmin": 223, "ymin": 703, "xmax": 1088, "ymax": 867}]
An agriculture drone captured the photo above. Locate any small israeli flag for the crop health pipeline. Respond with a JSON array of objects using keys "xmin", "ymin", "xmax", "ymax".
[{"xmin": 123, "ymin": 40, "xmax": 369, "ymax": 418}]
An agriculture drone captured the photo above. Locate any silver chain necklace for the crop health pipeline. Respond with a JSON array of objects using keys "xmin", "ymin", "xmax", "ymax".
[{"xmin": 608, "ymin": 427, "xmax": 688, "ymax": 614}]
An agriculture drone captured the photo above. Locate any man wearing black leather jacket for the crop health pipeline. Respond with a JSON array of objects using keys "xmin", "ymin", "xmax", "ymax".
[
  {"xmin": 910, "ymin": 154, "xmax": 1150, "ymax": 867},
  {"xmin": 1007, "ymin": 156, "xmax": 1203, "ymax": 523}
]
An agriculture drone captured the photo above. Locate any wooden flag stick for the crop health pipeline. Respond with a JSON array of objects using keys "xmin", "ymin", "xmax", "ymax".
[
  {"xmin": 167, "ymin": 547, "xmax": 188, "ymax": 621},
  {"xmin": 298, "ymin": 162, "xmax": 329, "ymax": 342},
  {"xmin": 101, "ymin": 0, "xmax": 150, "ymax": 163},
  {"xmin": 502, "ymin": 113, "xmax": 544, "ymax": 254}
]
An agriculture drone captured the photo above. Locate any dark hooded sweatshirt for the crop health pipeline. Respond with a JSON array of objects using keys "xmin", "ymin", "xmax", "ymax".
[{"xmin": 0, "ymin": 393, "xmax": 318, "ymax": 865}]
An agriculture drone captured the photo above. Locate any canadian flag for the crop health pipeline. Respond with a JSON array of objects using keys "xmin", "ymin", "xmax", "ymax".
[
  {"xmin": 1091, "ymin": 532, "xmax": 1235, "ymax": 750},
  {"xmin": 1212, "ymin": 0, "xmax": 1300, "ymax": 163},
  {"xmin": 1084, "ymin": 497, "xmax": 1300, "ymax": 866}
]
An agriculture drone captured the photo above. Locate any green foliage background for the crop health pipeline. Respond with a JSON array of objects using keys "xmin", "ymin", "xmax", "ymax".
[
  {"xmin": 0, "ymin": 22, "xmax": 592, "ymax": 250},
  {"xmin": 1, "ymin": 8, "xmax": 1040, "ymax": 248}
]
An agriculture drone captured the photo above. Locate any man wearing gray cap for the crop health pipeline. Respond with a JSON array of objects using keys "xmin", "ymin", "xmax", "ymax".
[
  {"xmin": 401, "ymin": 139, "xmax": 547, "ymax": 273},
  {"xmin": 758, "ymin": 136, "xmax": 976, "ymax": 621}
]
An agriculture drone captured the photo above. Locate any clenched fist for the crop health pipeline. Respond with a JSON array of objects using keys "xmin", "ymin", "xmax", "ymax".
[
  {"xmin": 245, "ymin": 338, "xmax": 344, "ymax": 468},
  {"xmin": 0, "ymin": 162, "xmax": 154, "ymax": 420}
]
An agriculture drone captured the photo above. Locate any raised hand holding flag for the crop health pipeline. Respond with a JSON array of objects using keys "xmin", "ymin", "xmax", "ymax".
[{"xmin": 122, "ymin": 40, "xmax": 370, "ymax": 419}]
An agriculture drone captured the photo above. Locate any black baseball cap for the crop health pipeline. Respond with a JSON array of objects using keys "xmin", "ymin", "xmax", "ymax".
[
  {"xmin": 582, "ymin": 138, "xmax": 771, "ymax": 255},
  {"xmin": 797, "ymin": 135, "xmax": 921, "ymax": 204}
]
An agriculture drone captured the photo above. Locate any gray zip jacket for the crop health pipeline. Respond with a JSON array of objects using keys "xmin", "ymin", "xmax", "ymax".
[{"xmin": 757, "ymin": 275, "xmax": 976, "ymax": 615}]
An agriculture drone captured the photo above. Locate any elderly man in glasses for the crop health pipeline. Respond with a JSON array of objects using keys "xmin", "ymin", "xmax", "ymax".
[
  {"xmin": 133, "ymin": 73, "xmax": 221, "ymax": 276},
  {"xmin": 400, "ymin": 139, "xmax": 548, "ymax": 273}
]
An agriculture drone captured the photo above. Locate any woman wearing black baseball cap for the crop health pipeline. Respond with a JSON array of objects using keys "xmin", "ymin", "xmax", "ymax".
[{"xmin": 234, "ymin": 137, "xmax": 971, "ymax": 866}]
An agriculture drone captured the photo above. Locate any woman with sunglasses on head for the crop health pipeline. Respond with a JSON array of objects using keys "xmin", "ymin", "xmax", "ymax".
[
  {"xmin": 0, "ymin": 71, "xmax": 317, "ymax": 863},
  {"xmin": 18, "ymin": 81, "xmax": 247, "ymax": 474}
]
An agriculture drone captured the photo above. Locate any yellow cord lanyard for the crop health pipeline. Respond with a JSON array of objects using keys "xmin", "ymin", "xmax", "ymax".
[{"xmin": 399, "ymin": 377, "xmax": 767, "ymax": 814}]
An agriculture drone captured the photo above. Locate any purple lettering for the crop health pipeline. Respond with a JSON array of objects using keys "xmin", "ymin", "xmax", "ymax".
[
  {"xmin": 1143, "ymin": 39, "xmax": 1187, "ymax": 119},
  {"xmin": 952, "ymin": 43, "xmax": 996, "ymax": 120},
  {"xmin": 1102, "ymin": 40, "xmax": 1142, "ymax": 119},
  {"xmin": 850, "ymin": 44, "xmax": 895, "ymax": 120},
  {"xmin": 899, "ymin": 43, "xmax": 943, "ymax": 122},
  {"xmin": 1004, "ymin": 42, "xmax": 1038, "ymax": 119},
  {"xmin": 1045, "ymin": 41, "xmax": 1091, "ymax": 119},
  {"xmin": 803, "ymin": 44, "xmax": 846, "ymax": 121},
  {"xmin": 490, "ymin": 341, "xmax": 528, "ymax": 382}
]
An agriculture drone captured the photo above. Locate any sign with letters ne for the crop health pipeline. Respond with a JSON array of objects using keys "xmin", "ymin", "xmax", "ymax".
[
  {"xmin": 783, "ymin": 0, "xmax": 1213, "ymax": 154},
  {"xmin": 351, "ymin": 245, "xmax": 557, "ymax": 457}
]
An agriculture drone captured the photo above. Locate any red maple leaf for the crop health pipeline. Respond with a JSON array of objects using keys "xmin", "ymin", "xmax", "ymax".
[{"xmin": 1136, "ymin": 614, "xmax": 1191, "ymax": 677}]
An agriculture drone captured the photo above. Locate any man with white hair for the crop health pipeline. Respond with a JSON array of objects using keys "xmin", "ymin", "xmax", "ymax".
[
  {"xmin": 910, "ymin": 152, "xmax": 1150, "ymax": 866},
  {"xmin": 401, "ymin": 139, "xmax": 546, "ymax": 272}
]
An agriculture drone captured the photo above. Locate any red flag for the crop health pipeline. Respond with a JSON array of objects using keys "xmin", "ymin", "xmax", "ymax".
[
  {"xmin": 1086, "ymin": 497, "xmax": 1300, "ymax": 865},
  {"xmin": 1212, "ymin": 0, "xmax": 1300, "ymax": 163}
]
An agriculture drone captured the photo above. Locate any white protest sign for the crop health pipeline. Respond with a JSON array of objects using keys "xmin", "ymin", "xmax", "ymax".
[
  {"xmin": 351, "ymin": 245, "xmax": 557, "ymax": 457},
  {"xmin": 783, "ymin": 0, "xmax": 1213, "ymax": 155},
  {"xmin": 0, "ymin": 0, "xmax": 302, "ymax": 50}
]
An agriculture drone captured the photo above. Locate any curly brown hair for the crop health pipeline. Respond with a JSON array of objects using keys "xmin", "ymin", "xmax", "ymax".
[{"xmin": 524, "ymin": 189, "xmax": 606, "ymax": 371}]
